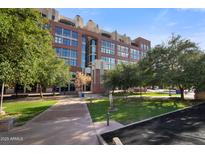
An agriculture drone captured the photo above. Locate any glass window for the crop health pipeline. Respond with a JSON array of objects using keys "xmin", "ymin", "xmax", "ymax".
[
  {"xmin": 101, "ymin": 56, "xmax": 115, "ymax": 69},
  {"xmin": 81, "ymin": 37, "xmax": 86, "ymax": 68},
  {"xmin": 101, "ymin": 40, "xmax": 115, "ymax": 55},
  {"xmin": 90, "ymin": 39, "xmax": 96, "ymax": 45},
  {"xmin": 81, "ymin": 62, "xmax": 85, "ymax": 68},
  {"xmin": 63, "ymin": 29, "xmax": 71, "ymax": 37},
  {"xmin": 81, "ymin": 45, "xmax": 86, "ymax": 51},
  {"xmin": 130, "ymin": 49, "xmax": 139, "ymax": 60},
  {"xmin": 81, "ymin": 53, "xmax": 85, "ymax": 60},
  {"xmin": 56, "ymin": 48, "xmax": 77, "ymax": 67},
  {"xmin": 71, "ymin": 40, "xmax": 78, "ymax": 47},
  {"xmin": 140, "ymin": 44, "xmax": 144, "ymax": 50},
  {"xmin": 63, "ymin": 38, "xmax": 70, "ymax": 46},
  {"xmin": 70, "ymin": 50, "xmax": 77, "ymax": 58},
  {"xmin": 55, "ymin": 27, "xmax": 62, "ymax": 35},
  {"xmin": 69, "ymin": 59, "xmax": 77, "ymax": 66},
  {"xmin": 55, "ymin": 36, "xmax": 63, "ymax": 44},
  {"xmin": 91, "ymin": 46, "xmax": 96, "ymax": 52},
  {"xmin": 62, "ymin": 49, "xmax": 68, "ymax": 57},
  {"xmin": 117, "ymin": 45, "xmax": 129, "ymax": 58},
  {"xmin": 72, "ymin": 31, "xmax": 78, "ymax": 39},
  {"xmin": 82, "ymin": 35, "xmax": 86, "ymax": 43}
]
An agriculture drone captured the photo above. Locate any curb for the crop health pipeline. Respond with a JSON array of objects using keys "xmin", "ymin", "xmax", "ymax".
[{"xmin": 99, "ymin": 101, "xmax": 205, "ymax": 144}]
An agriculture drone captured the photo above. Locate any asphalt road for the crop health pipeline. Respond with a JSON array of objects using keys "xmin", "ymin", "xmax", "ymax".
[{"xmin": 101, "ymin": 103, "xmax": 205, "ymax": 145}]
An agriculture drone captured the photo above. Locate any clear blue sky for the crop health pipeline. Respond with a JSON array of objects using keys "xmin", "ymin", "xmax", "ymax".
[{"xmin": 57, "ymin": 8, "xmax": 205, "ymax": 50}]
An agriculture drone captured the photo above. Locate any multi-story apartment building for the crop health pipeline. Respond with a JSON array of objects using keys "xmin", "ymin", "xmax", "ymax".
[{"xmin": 39, "ymin": 8, "xmax": 151, "ymax": 93}]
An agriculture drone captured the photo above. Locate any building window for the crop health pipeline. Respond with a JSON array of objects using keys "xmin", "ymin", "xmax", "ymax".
[
  {"xmin": 101, "ymin": 40, "xmax": 115, "ymax": 55},
  {"xmin": 63, "ymin": 38, "xmax": 70, "ymax": 46},
  {"xmin": 140, "ymin": 51, "xmax": 146, "ymax": 59},
  {"xmin": 130, "ymin": 49, "xmax": 140, "ymax": 60},
  {"xmin": 62, "ymin": 48, "xmax": 69, "ymax": 58},
  {"xmin": 55, "ymin": 36, "xmax": 63, "ymax": 44},
  {"xmin": 54, "ymin": 48, "xmax": 77, "ymax": 67},
  {"xmin": 55, "ymin": 27, "xmax": 62, "ymax": 35},
  {"xmin": 63, "ymin": 29, "xmax": 71, "ymax": 37},
  {"xmin": 68, "ymin": 59, "xmax": 76, "ymax": 66},
  {"xmin": 72, "ymin": 31, "xmax": 78, "ymax": 39},
  {"xmin": 82, "ymin": 35, "xmax": 86, "ymax": 43},
  {"xmin": 101, "ymin": 56, "xmax": 115, "ymax": 69},
  {"xmin": 71, "ymin": 40, "xmax": 78, "ymax": 47},
  {"xmin": 70, "ymin": 49, "xmax": 77, "ymax": 59},
  {"xmin": 81, "ymin": 35, "xmax": 86, "ymax": 68},
  {"xmin": 54, "ymin": 27, "xmax": 78, "ymax": 48},
  {"xmin": 140, "ymin": 43, "xmax": 149, "ymax": 51},
  {"xmin": 88, "ymin": 39, "xmax": 96, "ymax": 65},
  {"xmin": 117, "ymin": 45, "xmax": 129, "ymax": 58}
]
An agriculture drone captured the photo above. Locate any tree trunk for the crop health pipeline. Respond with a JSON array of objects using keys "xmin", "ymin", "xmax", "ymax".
[
  {"xmin": 36, "ymin": 84, "xmax": 38, "ymax": 93},
  {"xmin": 52, "ymin": 86, "xmax": 55, "ymax": 96},
  {"xmin": 124, "ymin": 89, "xmax": 128, "ymax": 103},
  {"xmin": 112, "ymin": 88, "xmax": 114, "ymax": 95},
  {"xmin": 39, "ymin": 85, "xmax": 43, "ymax": 99},
  {"xmin": 140, "ymin": 86, "xmax": 142, "ymax": 98},
  {"xmin": 179, "ymin": 87, "xmax": 184, "ymax": 100},
  {"xmin": 15, "ymin": 83, "xmax": 18, "ymax": 98},
  {"xmin": 0, "ymin": 82, "xmax": 5, "ymax": 114},
  {"xmin": 152, "ymin": 85, "xmax": 154, "ymax": 90},
  {"xmin": 169, "ymin": 87, "xmax": 172, "ymax": 96}
]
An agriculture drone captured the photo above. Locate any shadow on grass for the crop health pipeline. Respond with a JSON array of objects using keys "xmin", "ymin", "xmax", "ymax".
[
  {"xmin": 87, "ymin": 97, "xmax": 193, "ymax": 125},
  {"xmin": 111, "ymin": 92, "xmax": 180, "ymax": 97},
  {"xmin": 7, "ymin": 105, "xmax": 53, "ymax": 126}
]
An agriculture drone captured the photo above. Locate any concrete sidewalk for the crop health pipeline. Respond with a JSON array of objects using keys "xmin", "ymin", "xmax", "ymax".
[{"xmin": 0, "ymin": 98, "xmax": 99, "ymax": 145}]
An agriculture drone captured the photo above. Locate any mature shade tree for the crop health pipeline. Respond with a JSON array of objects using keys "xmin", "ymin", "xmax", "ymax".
[
  {"xmin": 103, "ymin": 63, "xmax": 142, "ymax": 102},
  {"xmin": 189, "ymin": 54, "xmax": 205, "ymax": 93},
  {"xmin": 35, "ymin": 50, "xmax": 70, "ymax": 98},
  {"xmin": 103, "ymin": 64, "xmax": 122, "ymax": 94},
  {"xmin": 119, "ymin": 63, "xmax": 141, "ymax": 93},
  {"xmin": 165, "ymin": 35, "xmax": 202, "ymax": 99},
  {"xmin": 139, "ymin": 44, "xmax": 169, "ymax": 89},
  {"xmin": 0, "ymin": 9, "xmax": 45, "ymax": 114},
  {"xmin": 0, "ymin": 61, "xmax": 13, "ymax": 114},
  {"xmin": 0, "ymin": 8, "xmax": 70, "ymax": 114},
  {"xmin": 0, "ymin": 9, "xmax": 49, "ymax": 96},
  {"xmin": 140, "ymin": 34, "xmax": 202, "ymax": 100}
]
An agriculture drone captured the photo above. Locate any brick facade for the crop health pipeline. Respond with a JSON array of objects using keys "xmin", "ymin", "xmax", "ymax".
[{"xmin": 44, "ymin": 9, "xmax": 151, "ymax": 93}]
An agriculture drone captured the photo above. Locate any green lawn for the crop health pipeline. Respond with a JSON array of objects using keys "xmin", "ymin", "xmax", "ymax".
[
  {"xmin": 113, "ymin": 92, "xmax": 180, "ymax": 97},
  {"xmin": 0, "ymin": 100, "xmax": 57, "ymax": 125},
  {"xmin": 141, "ymin": 92, "xmax": 180, "ymax": 97},
  {"xmin": 87, "ymin": 97, "xmax": 191, "ymax": 125}
]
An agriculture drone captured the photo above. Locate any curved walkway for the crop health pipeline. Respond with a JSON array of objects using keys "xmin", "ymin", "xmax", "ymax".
[{"xmin": 0, "ymin": 98, "xmax": 99, "ymax": 145}]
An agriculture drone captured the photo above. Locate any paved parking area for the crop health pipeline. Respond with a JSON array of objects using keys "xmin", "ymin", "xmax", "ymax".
[{"xmin": 0, "ymin": 98, "xmax": 99, "ymax": 145}]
